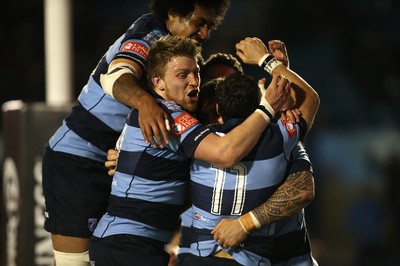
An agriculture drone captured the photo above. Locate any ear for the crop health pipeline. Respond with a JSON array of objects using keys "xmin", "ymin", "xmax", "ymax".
[
  {"xmin": 216, "ymin": 103, "xmax": 224, "ymax": 124},
  {"xmin": 152, "ymin": 75, "xmax": 165, "ymax": 91},
  {"xmin": 215, "ymin": 103, "xmax": 220, "ymax": 115},
  {"xmin": 167, "ymin": 11, "xmax": 177, "ymax": 22}
]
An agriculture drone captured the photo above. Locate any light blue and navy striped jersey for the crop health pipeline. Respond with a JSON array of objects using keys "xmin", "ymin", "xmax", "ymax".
[
  {"xmin": 47, "ymin": 14, "xmax": 168, "ymax": 162},
  {"xmin": 271, "ymin": 144, "xmax": 318, "ymax": 266},
  {"xmin": 92, "ymin": 93, "xmax": 212, "ymax": 243},
  {"xmin": 179, "ymin": 117, "xmax": 308, "ymax": 266}
]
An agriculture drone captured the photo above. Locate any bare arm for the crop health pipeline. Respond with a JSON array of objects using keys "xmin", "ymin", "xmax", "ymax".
[
  {"xmin": 211, "ymin": 170, "xmax": 315, "ymax": 249},
  {"xmin": 194, "ymin": 75, "xmax": 291, "ymax": 168},
  {"xmin": 235, "ymin": 37, "xmax": 320, "ymax": 132},
  {"xmin": 103, "ymin": 58, "xmax": 170, "ymax": 148}
]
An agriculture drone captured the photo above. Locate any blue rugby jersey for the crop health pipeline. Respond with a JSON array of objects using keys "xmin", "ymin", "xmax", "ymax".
[
  {"xmin": 270, "ymin": 143, "xmax": 317, "ymax": 266},
  {"xmin": 92, "ymin": 93, "xmax": 212, "ymax": 243},
  {"xmin": 180, "ymin": 117, "xmax": 308, "ymax": 266},
  {"xmin": 47, "ymin": 14, "xmax": 169, "ymax": 162}
]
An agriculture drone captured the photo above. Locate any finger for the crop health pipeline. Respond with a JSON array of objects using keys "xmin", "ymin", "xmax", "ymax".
[
  {"xmin": 139, "ymin": 120, "xmax": 150, "ymax": 145},
  {"xmin": 280, "ymin": 112, "xmax": 286, "ymax": 121},
  {"xmin": 258, "ymin": 77, "xmax": 267, "ymax": 85},
  {"xmin": 107, "ymin": 150, "xmax": 118, "ymax": 160},
  {"xmin": 286, "ymin": 110, "xmax": 296, "ymax": 123},
  {"xmin": 235, "ymin": 50, "xmax": 245, "ymax": 61},
  {"xmin": 151, "ymin": 123, "xmax": 165, "ymax": 149},
  {"xmin": 162, "ymin": 114, "xmax": 170, "ymax": 145},
  {"xmin": 141, "ymin": 125, "xmax": 157, "ymax": 148},
  {"xmin": 270, "ymin": 74, "xmax": 280, "ymax": 85},
  {"xmin": 105, "ymin": 161, "xmax": 116, "ymax": 168}
]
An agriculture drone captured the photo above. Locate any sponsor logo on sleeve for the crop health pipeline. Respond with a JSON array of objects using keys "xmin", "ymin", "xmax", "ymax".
[
  {"xmin": 120, "ymin": 41, "xmax": 149, "ymax": 58},
  {"xmin": 143, "ymin": 29, "xmax": 165, "ymax": 44},
  {"xmin": 171, "ymin": 112, "xmax": 199, "ymax": 138},
  {"xmin": 283, "ymin": 119, "xmax": 297, "ymax": 137}
]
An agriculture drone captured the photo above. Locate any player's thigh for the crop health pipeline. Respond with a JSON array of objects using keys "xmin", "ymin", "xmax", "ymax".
[
  {"xmin": 52, "ymin": 234, "xmax": 89, "ymax": 253},
  {"xmin": 42, "ymin": 148, "xmax": 111, "ymax": 237},
  {"xmin": 89, "ymin": 234, "xmax": 170, "ymax": 266}
]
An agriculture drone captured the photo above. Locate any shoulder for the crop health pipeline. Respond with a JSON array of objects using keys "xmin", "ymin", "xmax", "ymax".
[{"xmin": 125, "ymin": 13, "xmax": 167, "ymax": 41}]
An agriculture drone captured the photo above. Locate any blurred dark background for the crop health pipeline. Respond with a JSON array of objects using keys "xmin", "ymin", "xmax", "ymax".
[{"xmin": 1, "ymin": 0, "xmax": 400, "ymax": 265}]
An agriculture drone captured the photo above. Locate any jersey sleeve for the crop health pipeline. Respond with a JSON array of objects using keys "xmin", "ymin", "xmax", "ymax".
[
  {"xmin": 166, "ymin": 110, "xmax": 212, "ymax": 158},
  {"xmin": 113, "ymin": 15, "xmax": 168, "ymax": 75},
  {"xmin": 287, "ymin": 142, "xmax": 313, "ymax": 174}
]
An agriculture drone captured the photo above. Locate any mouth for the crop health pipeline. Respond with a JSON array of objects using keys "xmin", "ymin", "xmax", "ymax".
[{"xmin": 187, "ymin": 89, "xmax": 199, "ymax": 102}]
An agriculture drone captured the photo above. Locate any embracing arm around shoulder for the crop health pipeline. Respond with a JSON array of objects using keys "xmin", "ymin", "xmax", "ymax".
[
  {"xmin": 101, "ymin": 58, "xmax": 170, "ymax": 148},
  {"xmin": 235, "ymin": 37, "xmax": 320, "ymax": 133},
  {"xmin": 211, "ymin": 169, "xmax": 315, "ymax": 249},
  {"xmin": 194, "ymin": 75, "xmax": 291, "ymax": 168}
]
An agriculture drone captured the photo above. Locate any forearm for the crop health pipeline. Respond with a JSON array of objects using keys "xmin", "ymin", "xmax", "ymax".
[
  {"xmin": 240, "ymin": 170, "xmax": 315, "ymax": 232},
  {"xmin": 195, "ymin": 111, "xmax": 269, "ymax": 168},
  {"xmin": 113, "ymin": 74, "xmax": 154, "ymax": 109},
  {"xmin": 273, "ymin": 65, "xmax": 319, "ymax": 123}
]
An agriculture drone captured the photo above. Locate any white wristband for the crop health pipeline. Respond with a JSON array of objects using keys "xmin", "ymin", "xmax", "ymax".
[
  {"xmin": 264, "ymin": 58, "xmax": 282, "ymax": 75},
  {"xmin": 258, "ymin": 53, "xmax": 272, "ymax": 67},
  {"xmin": 255, "ymin": 109, "xmax": 271, "ymax": 123},
  {"xmin": 258, "ymin": 53, "xmax": 282, "ymax": 75},
  {"xmin": 249, "ymin": 212, "xmax": 261, "ymax": 229},
  {"xmin": 255, "ymin": 92, "xmax": 275, "ymax": 123},
  {"xmin": 238, "ymin": 219, "xmax": 250, "ymax": 234}
]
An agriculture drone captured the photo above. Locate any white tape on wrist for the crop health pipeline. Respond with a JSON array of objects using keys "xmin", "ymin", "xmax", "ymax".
[
  {"xmin": 100, "ymin": 62, "xmax": 138, "ymax": 98},
  {"xmin": 249, "ymin": 212, "xmax": 261, "ymax": 229},
  {"xmin": 258, "ymin": 53, "xmax": 272, "ymax": 67},
  {"xmin": 258, "ymin": 53, "xmax": 282, "ymax": 75},
  {"xmin": 264, "ymin": 58, "xmax": 282, "ymax": 75},
  {"xmin": 255, "ymin": 109, "xmax": 271, "ymax": 123},
  {"xmin": 255, "ymin": 91, "xmax": 275, "ymax": 123},
  {"xmin": 259, "ymin": 94, "xmax": 275, "ymax": 118},
  {"xmin": 238, "ymin": 219, "xmax": 250, "ymax": 234}
]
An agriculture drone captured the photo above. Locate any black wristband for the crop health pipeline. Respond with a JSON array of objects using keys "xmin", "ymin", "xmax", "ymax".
[
  {"xmin": 257, "ymin": 105, "xmax": 274, "ymax": 120},
  {"xmin": 260, "ymin": 55, "xmax": 274, "ymax": 70}
]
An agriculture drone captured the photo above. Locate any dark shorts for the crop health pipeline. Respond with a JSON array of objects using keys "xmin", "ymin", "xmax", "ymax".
[
  {"xmin": 89, "ymin": 234, "xmax": 170, "ymax": 266},
  {"xmin": 42, "ymin": 147, "xmax": 112, "ymax": 238},
  {"xmin": 178, "ymin": 253, "xmax": 242, "ymax": 266}
]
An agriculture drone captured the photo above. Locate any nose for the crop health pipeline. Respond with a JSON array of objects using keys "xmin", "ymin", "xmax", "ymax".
[
  {"xmin": 197, "ymin": 25, "xmax": 211, "ymax": 42},
  {"xmin": 188, "ymin": 73, "xmax": 199, "ymax": 87}
]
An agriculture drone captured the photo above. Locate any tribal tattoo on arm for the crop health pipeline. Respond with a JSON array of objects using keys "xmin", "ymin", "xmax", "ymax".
[{"xmin": 252, "ymin": 170, "xmax": 315, "ymax": 226}]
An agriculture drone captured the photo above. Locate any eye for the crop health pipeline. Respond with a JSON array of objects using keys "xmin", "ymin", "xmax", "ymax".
[
  {"xmin": 178, "ymin": 73, "xmax": 187, "ymax": 79},
  {"xmin": 194, "ymin": 20, "xmax": 206, "ymax": 28}
]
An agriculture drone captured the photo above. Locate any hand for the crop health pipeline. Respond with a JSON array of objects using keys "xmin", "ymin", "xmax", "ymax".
[
  {"xmin": 280, "ymin": 108, "xmax": 302, "ymax": 124},
  {"xmin": 138, "ymin": 97, "xmax": 170, "ymax": 148},
  {"xmin": 105, "ymin": 149, "xmax": 118, "ymax": 176},
  {"xmin": 211, "ymin": 218, "xmax": 249, "ymax": 249},
  {"xmin": 235, "ymin": 37, "xmax": 269, "ymax": 65},
  {"xmin": 264, "ymin": 75, "xmax": 291, "ymax": 113},
  {"xmin": 268, "ymin": 40, "xmax": 289, "ymax": 67}
]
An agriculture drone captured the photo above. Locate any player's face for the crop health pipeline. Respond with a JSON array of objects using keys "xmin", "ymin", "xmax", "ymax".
[
  {"xmin": 167, "ymin": 5, "xmax": 217, "ymax": 44},
  {"xmin": 156, "ymin": 56, "xmax": 200, "ymax": 113}
]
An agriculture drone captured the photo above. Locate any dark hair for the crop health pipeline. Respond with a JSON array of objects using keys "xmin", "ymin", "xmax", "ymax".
[
  {"xmin": 200, "ymin": 53, "xmax": 243, "ymax": 80},
  {"xmin": 216, "ymin": 72, "xmax": 259, "ymax": 122},
  {"xmin": 149, "ymin": 0, "xmax": 230, "ymax": 26},
  {"xmin": 146, "ymin": 35, "xmax": 202, "ymax": 85}
]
